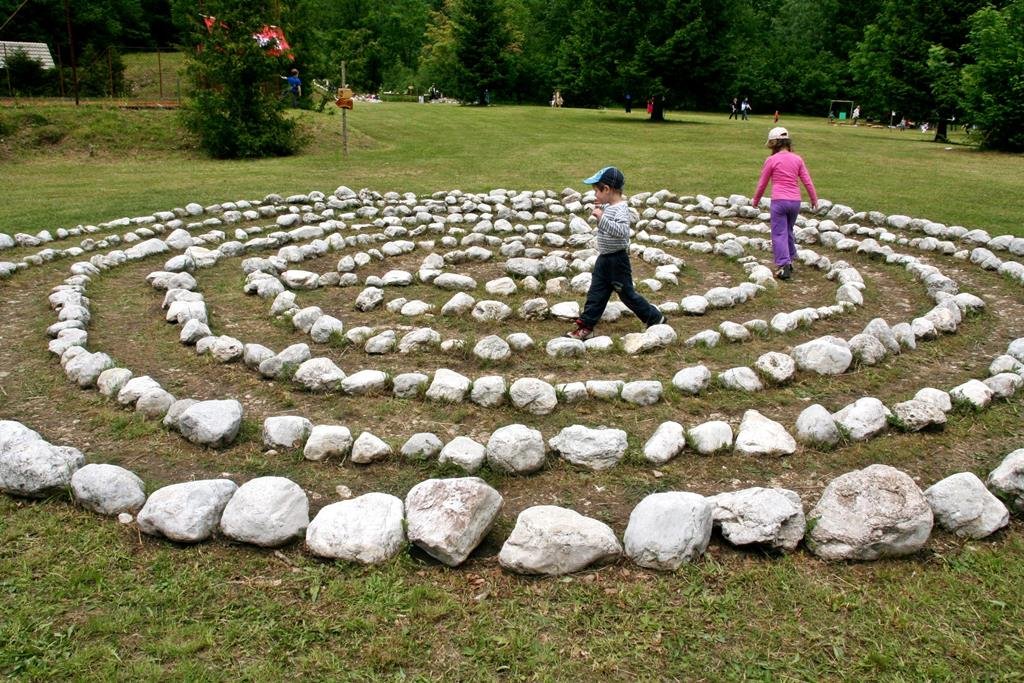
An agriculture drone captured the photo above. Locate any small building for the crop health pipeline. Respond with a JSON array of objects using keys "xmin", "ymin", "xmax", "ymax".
[{"xmin": 0, "ymin": 41, "xmax": 56, "ymax": 69}]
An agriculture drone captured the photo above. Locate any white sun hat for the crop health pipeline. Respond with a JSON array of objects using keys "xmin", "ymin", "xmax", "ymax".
[{"xmin": 766, "ymin": 126, "xmax": 790, "ymax": 144}]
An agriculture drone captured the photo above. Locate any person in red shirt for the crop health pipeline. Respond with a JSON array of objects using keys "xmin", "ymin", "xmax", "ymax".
[{"xmin": 751, "ymin": 127, "xmax": 819, "ymax": 280}]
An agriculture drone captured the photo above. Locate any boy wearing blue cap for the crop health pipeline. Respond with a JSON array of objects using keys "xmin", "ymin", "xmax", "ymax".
[{"xmin": 566, "ymin": 166, "xmax": 667, "ymax": 340}]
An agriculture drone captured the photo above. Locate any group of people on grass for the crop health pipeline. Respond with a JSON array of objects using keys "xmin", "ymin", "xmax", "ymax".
[{"xmin": 566, "ymin": 126, "xmax": 816, "ymax": 341}]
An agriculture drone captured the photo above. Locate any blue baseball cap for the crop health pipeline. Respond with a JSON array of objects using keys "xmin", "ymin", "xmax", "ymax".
[{"xmin": 583, "ymin": 166, "xmax": 625, "ymax": 190}]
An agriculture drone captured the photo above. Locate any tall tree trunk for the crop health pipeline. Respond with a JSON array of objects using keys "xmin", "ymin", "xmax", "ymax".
[
  {"xmin": 933, "ymin": 117, "xmax": 948, "ymax": 143},
  {"xmin": 650, "ymin": 96, "xmax": 665, "ymax": 122}
]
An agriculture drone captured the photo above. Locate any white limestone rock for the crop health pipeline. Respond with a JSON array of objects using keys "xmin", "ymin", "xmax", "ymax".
[
  {"xmin": 672, "ymin": 365, "xmax": 711, "ymax": 394},
  {"xmin": 643, "ymin": 421, "xmax": 686, "ymax": 464},
  {"xmin": 688, "ymin": 421, "xmax": 734, "ymax": 455},
  {"xmin": 624, "ymin": 492, "xmax": 713, "ymax": 570},
  {"xmin": 509, "ymin": 377, "xmax": 558, "ymax": 415},
  {"xmin": 499, "ymin": 506, "xmax": 621, "ymax": 576},
  {"xmin": 474, "ymin": 335, "xmax": 512, "ymax": 361},
  {"xmin": 438, "ymin": 436, "xmax": 487, "ymax": 473},
  {"xmin": 987, "ymin": 449, "xmax": 1024, "ymax": 512},
  {"xmin": 949, "ymin": 379, "xmax": 993, "ymax": 409},
  {"xmin": 734, "ymin": 410, "xmax": 796, "ymax": 457},
  {"xmin": 425, "ymin": 368, "xmax": 472, "ymax": 403},
  {"xmin": 340, "ymin": 369, "xmax": 387, "ymax": 396},
  {"xmin": 832, "ymin": 397, "xmax": 891, "ymax": 441},
  {"xmin": 262, "ymin": 415, "xmax": 313, "ymax": 449},
  {"xmin": 807, "ymin": 464, "xmax": 933, "ymax": 561},
  {"xmin": 136, "ymin": 479, "xmax": 238, "ymax": 543},
  {"xmin": 303, "ymin": 425, "xmax": 353, "ymax": 462},
  {"xmin": 924, "ymin": 472, "xmax": 1009, "ymax": 539},
  {"xmin": 305, "ymin": 493, "xmax": 406, "ymax": 564},
  {"xmin": 754, "ymin": 352, "xmax": 796, "ymax": 384},
  {"xmin": 177, "ymin": 400, "xmax": 243, "ymax": 448},
  {"xmin": 718, "ymin": 366, "xmax": 764, "ymax": 392},
  {"xmin": 401, "ymin": 433, "xmax": 444, "ymax": 460},
  {"xmin": 351, "ymin": 431, "xmax": 393, "ymax": 464},
  {"xmin": 891, "ymin": 399, "xmax": 947, "ymax": 432},
  {"xmin": 849, "ymin": 333, "xmax": 888, "ymax": 366},
  {"xmin": 545, "ymin": 336, "xmax": 585, "ymax": 358},
  {"xmin": 549, "ymin": 425, "xmax": 627, "ymax": 470},
  {"xmin": 792, "ymin": 336, "xmax": 852, "ymax": 375},
  {"xmin": 621, "ymin": 380, "xmax": 662, "ymax": 406},
  {"xmin": 983, "ymin": 372, "xmax": 1023, "ymax": 399},
  {"xmin": 486, "ymin": 424, "xmax": 546, "ymax": 474},
  {"xmin": 914, "ymin": 387, "xmax": 952, "ymax": 413},
  {"xmin": 0, "ymin": 440, "xmax": 85, "ymax": 497},
  {"xmin": 97, "ymin": 368, "xmax": 133, "ymax": 398},
  {"xmin": 405, "ymin": 477, "xmax": 503, "ymax": 566},
  {"xmin": 220, "ymin": 476, "xmax": 309, "ymax": 547},
  {"xmin": 709, "ymin": 487, "xmax": 805, "ymax": 551}
]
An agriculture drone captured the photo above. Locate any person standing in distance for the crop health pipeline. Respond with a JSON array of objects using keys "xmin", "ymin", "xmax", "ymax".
[
  {"xmin": 282, "ymin": 68, "xmax": 301, "ymax": 107},
  {"xmin": 751, "ymin": 127, "xmax": 818, "ymax": 280},
  {"xmin": 566, "ymin": 166, "xmax": 668, "ymax": 340}
]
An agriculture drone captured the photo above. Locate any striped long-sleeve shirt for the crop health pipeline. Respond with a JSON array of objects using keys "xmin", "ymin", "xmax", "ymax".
[{"xmin": 595, "ymin": 201, "xmax": 632, "ymax": 254}]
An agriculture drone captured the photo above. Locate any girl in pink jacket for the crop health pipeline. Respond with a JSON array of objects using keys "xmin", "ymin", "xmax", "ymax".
[{"xmin": 751, "ymin": 127, "xmax": 818, "ymax": 280}]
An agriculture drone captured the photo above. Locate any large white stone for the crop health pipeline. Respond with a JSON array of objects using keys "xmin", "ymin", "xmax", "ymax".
[
  {"xmin": 709, "ymin": 487, "xmax": 805, "ymax": 551},
  {"xmin": 305, "ymin": 493, "xmax": 406, "ymax": 564},
  {"xmin": 351, "ymin": 431, "xmax": 393, "ymax": 464},
  {"xmin": 293, "ymin": 357, "xmax": 346, "ymax": 392},
  {"xmin": 672, "ymin": 365, "xmax": 711, "ymax": 394},
  {"xmin": 792, "ymin": 336, "xmax": 852, "ymax": 375},
  {"xmin": 0, "ymin": 440, "xmax": 85, "ymax": 497},
  {"xmin": 832, "ymin": 397, "xmax": 891, "ymax": 441},
  {"xmin": 499, "ymin": 506, "xmax": 621, "ymax": 575},
  {"xmin": 643, "ymin": 421, "xmax": 686, "ymax": 464},
  {"xmin": 987, "ymin": 448, "xmax": 1024, "ymax": 512},
  {"xmin": 949, "ymin": 379, "xmax": 993, "ymax": 409},
  {"xmin": 509, "ymin": 377, "xmax": 558, "ymax": 415},
  {"xmin": 687, "ymin": 420, "xmax": 733, "ymax": 455},
  {"xmin": 807, "ymin": 464, "xmax": 933, "ymax": 561},
  {"xmin": 220, "ymin": 476, "xmax": 309, "ymax": 547},
  {"xmin": 136, "ymin": 479, "xmax": 238, "ymax": 543},
  {"xmin": 486, "ymin": 424, "xmax": 546, "ymax": 474},
  {"xmin": 734, "ymin": 410, "xmax": 796, "ymax": 456},
  {"xmin": 71, "ymin": 463, "xmax": 146, "ymax": 515},
  {"xmin": 177, "ymin": 400, "xmax": 243, "ymax": 448},
  {"xmin": 262, "ymin": 415, "xmax": 313, "ymax": 449},
  {"xmin": 303, "ymin": 425, "xmax": 353, "ymax": 462},
  {"xmin": 549, "ymin": 425, "xmax": 627, "ymax": 470},
  {"xmin": 924, "ymin": 472, "xmax": 1009, "ymax": 539},
  {"xmin": 405, "ymin": 477, "xmax": 503, "ymax": 566},
  {"xmin": 891, "ymin": 399, "xmax": 947, "ymax": 432},
  {"xmin": 401, "ymin": 433, "xmax": 444, "ymax": 460},
  {"xmin": 425, "ymin": 368, "xmax": 472, "ymax": 403},
  {"xmin": 438, "ymin": 436, "xmax": 487, "ymax": 473},
  {"xmin": 624, "ymin": 492, "xmax": 713, "ymax": 570}
]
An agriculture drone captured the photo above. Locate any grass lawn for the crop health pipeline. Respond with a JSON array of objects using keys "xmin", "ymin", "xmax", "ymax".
[{"xmin": 1, "ymin": 100, "xmax": 1024, "ymax": 680}]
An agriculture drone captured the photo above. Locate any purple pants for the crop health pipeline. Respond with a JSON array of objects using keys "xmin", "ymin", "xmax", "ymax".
[{"xmin": 769, "ymin": 199, "xmax": 801, "ymax": 266}]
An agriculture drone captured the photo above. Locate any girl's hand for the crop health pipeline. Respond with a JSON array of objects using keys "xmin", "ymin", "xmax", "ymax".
[{"xmin": 592, "ymin": 206, "xmax": 604, "ymax": 221}]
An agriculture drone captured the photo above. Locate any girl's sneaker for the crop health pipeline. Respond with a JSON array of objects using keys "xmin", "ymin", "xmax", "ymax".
[{"xmin": 775, "ymin": 264, "xmax": 793, "ymax": 280}]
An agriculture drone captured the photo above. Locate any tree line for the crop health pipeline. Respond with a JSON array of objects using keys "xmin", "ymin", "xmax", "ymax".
[{"xmin": 2, "ymin": 0, "xmax": 1021, "ymax": 152}]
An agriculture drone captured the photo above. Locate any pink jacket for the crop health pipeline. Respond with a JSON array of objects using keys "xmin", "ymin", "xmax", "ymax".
[{"xmin": 752, "ymin": 150, "xmax": 818, "ymax": 207}]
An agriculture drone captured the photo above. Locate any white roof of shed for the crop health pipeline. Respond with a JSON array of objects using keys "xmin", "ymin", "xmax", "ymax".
[{"xmin": 0, "ymin": 42, "xmax": 56, "ymax": 69}]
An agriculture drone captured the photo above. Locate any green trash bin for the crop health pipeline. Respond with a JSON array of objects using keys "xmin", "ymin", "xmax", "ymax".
[{"xmin": 839, "ymin": 111, "xmax": 847, "ymax": 120}]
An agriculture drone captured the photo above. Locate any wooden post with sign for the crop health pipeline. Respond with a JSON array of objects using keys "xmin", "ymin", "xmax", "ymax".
[{"xmin": 341, "ymin": 61, "xmax": 348, "ymax": 159}]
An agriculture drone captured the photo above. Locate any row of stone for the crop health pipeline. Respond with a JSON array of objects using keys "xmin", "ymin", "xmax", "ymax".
[{"xmin": 3, "ymin": 418, "xmax": 1023, "ymax": 572}]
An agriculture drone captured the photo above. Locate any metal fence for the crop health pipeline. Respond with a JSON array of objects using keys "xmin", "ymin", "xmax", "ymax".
[{"xmin": 0, "ymin": 45, "xmax": 186, "ymax": 105}]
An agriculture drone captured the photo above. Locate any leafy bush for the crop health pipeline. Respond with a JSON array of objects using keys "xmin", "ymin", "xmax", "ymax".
[{"xmin": 179, "ymin": 3, "xmax": 305, "ymax": 159}]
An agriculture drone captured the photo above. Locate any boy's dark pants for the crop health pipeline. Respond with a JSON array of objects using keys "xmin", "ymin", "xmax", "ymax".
[{"xmin": 580, "ymin": 250, "xmax": 663, "ymax": 329}]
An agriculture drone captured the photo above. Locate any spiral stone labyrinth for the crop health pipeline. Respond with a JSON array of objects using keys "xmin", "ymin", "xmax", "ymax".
[{"xmin": 2, "ymin": 185, "xmax": 1024, "ymax": 574}]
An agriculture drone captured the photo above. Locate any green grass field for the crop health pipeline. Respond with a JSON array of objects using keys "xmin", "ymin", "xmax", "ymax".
[
  {"xmin": 1, "ymin": 102, "xmax": 1022, "ymax": 236},
  {"xmin": 1, "ymin": 100, "xmax": 1024, "ymax": 680}
]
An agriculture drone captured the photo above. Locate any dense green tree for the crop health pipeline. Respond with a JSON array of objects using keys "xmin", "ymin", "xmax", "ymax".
[
  {"xmin": 448, "ymin": 0, "xmax": 512, "ymax": 104},
  {"xmin": 849, "ymin": 0, "xmax": 991, "ymax": 127},
  {"xmin": 960, "ymin": 0, "xmax": 1024, "ymax": 151},
  {"xmin": 179, "ymin": 1, "xmax": 303, "ymax": 158}
]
